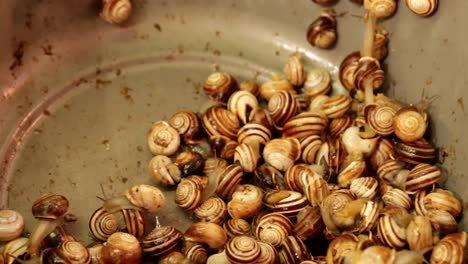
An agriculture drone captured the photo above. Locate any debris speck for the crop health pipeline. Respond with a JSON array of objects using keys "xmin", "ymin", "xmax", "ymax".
[
  {"xmin": 457, "ymin": 97, "xmax": 465, "ymax": 112},
  {"xmin": 42, "ymin": 44, "xmax": 53, "ymax": 56},
  {"xmin": 153, "ymin": 23, "xmax": 162, "ymax": 31},
  {"xmin": 120, "ymin": 87, "xmax": 134, "ymax": 103},
  {"xmin": 10, "ymin": 41, "xmax": 27, "ymax": 71}
]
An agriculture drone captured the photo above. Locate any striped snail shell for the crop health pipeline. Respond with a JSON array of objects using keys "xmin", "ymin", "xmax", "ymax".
[
  {"xmin": 32, "ymin": 193, "xmax": 69, "ymax": 219},
  {"xmin": 247, "ymin": 108, "xmax": 274, "ymax": 131},
  {"xmin": 303, "ymin": 69, "xmax": 332, "ymax": 97},
  {"xmin": 121, "ymin": 209, "xmax": 145, "ymax": 238},
  {"xmin": 328, "ymin": 115, "xmax": 353, "ymax": 138},
  {"xmin": 441, "ymin": 232, "xmax": 467, "ymax": 248},
  {"xmin": 339, "ymin": 51, "xmax": 361, "ymax": 91},
  {"xmin": 365, "ymin": 104, "xmax": 396, "ymax": 136},
  {"xmin": 295, "ymin": 93, "xmax": 311, "ymax": 112},
  {"xmin": 284, "ymin": 53, "xmax": 306, "ymax": 86},
  {"xmin": 225, "ymin": 236, "xmax": 261, "ymax": 264},
  {"xmin": 322, "ymin": 95, "xmax": 353, "ymax": 119},
  {"xmin": 282, "ymin": 111, "xmax": 329, "ymax": 139},
  {"xmin": 89, "ymin": 207, "xmax": 119, "ymax": 241},
  {"xmin": 100, "ymin": 232, "xmax": 142, "ymax": 264},
  {"xmin": 169, "ymin": 110, "xmax": 203, "ymax": 144},
  {"xmin": 317, "ymin": 138, "xmax": 346, "ymax": 178},
  {"xmin": 100, "ymin": 0, "xmax": 132, "ymax": 25},
  {"xmin": 3, "ymin": 237, "xmax": 28, "ymax": 264},
  {"xmin": 254, "ymin": 163, "xmax": 286, "ymax": 191},
  {"xmin": 147, "ymin": 121, "xmax": 180, "ymax": 156},
  {"xmin": 427, "ymin": 209, "xmax": 458, "ymax": 235},
  {"xmin": 228, "ymin": 184, "xmax": 264, "ymax": 219},
  {"xmin": 382, "ymin": 187, "xmax": 412, "ymax": 210},
  {"xmin": 210, "ymin": 135, "xmax": 238, "ymax": 160},
  {"xmin": 141, "ymin": 226, "xmax": 183, "ymax": 256},
  {"xmin": 184, "ymin": 222, "xmax": 228, "ymax": 250},
  {"xmin": 406, "ymin": 216, "xmax": 433, "ymax": 252},
  {"xmin": 175, "ymin": 151, "xmax": 205, "ymax": 177},
  {"xmin": 203, "ymin": 72, "xmax": 237, "ymax": 102},
  {"xmin": 300, "ymin": 171, "xmax": 329, "ymax": 207},
  {"xmin": 223, "ymin": 218, "xmax": 252, "ymax": 238},
  {"xmin": 377, "ymin": 215, "xmax": 407, "ymax": 248},
  {"xmin": 405, "ymin": 0, "xmax": 438, "ymax": 16},
  {"xmin": 268, "ymin": 90, "xmax": 298, "ymax": 130},
  {"xmin": 203, "ymin": 157, "xmax": 228, "ymax": 180},
  {"xmin": 259, "ymin": 79, "xmax": 295, "ymax": 101},
  {"xmin": 55, "ymin": 240, "xmax": 91, "ymax": 264},
  {"xmin": 306, "ymin": 12, "xmax": 337, "ymax": 49},
  {"xmin": 364, "ymin": 0, "xmax": 397, "ymax": 18},
  {"xmin": 326, "ymin": 233, "xmax": 359, "ymax": 264},
  {"xmin": 294, "ymin": 206, "xmax": 324, "ymax": 240},
  {"xmin": 377, "ymin": 159, "xmax": 406, "ymax": 187},
  {"xmin": 227, "ymin": 90, "xmax": 259, "ymax": 124},
  {"xmin": 255, "ymin": 213, "xmax": 294, "ymax": 248},
  {"xmin": 263, "ymin": 138, "xmax": 301, "ymax": 172},
  {"xmin": 233, "ymin": 142, "xmax": 260, "ymax": 173},
  {"xmin": 182, "ymin": 241, "xmax": 208, "ymax": 264},
  {"xmin": 355, "ymin": 246, "xmax": 396, "ymax": 264},
  {"xmin": 350, "ymin": 177, "xmax": 378, "ymax": 200},
  {"xmin": 215, "ymin": 164, "xmax": 244, "ymax": 200},
  {"xmin": 393, "ymin": 106, "xmax": 428, "ymax": 143},
  {"xmin": 239, "ymin": 80, "xmax": 259, "ymax": 97},
  {"xmin": 430, "ymin": 238, "xmax": 464, "ymax": 264},
  {"xmin": 414, "ymin": 188, "xmax": 430, "ymax": 216},
  {"xmin": 352, "ymin": 200, "xmax": 380, "ymax": 234},
  {"xmin": 194, "ymin": 197, "xmax": 228, "ymax": 225},
  {"xmin": 124, "ymin": 184, "xmax": 166, "ymax": 214},
  {"xmin": 321, "ymin": 190, "xmax": 356, "ymax": 231},
  {"xmin": 369, "ymin": 138, "xmax": 395, "ymax": 170},
  {"xmin": 202, "ymin": 106, "xmax": 241, "ymax": 140},
  {"xmin": 148, "ymin": 155, "xmax": 181, "ymax": 187},
  {"xmin": 175, "ymin": 178, "xmax": 202, "ymax": 210},
  {"xmin": 0, "ymin": 209, "xmax": 24, "ymax": 242},
  {"xmin": 423, "ymin": 189, "xmax": 462, "ymax": 217},
  {"xmin": 353, "ymin": 56, "xmax": 385, "ymax": 91},
  {"xmin": 237, "ymin": 123, "xmax": 272, "ymax": 146},
  {"xmin": 279, "ymin": 235, "xmax": 311, "ymax": 263},
  {"xmin": 159, "ymin": 251, "xmax": 192, "ymax": 264},
  {"xmin": 373, "ymin": 29, "xmax": 389, "ymax": 61},
  {"xmin": 263, "ymin": 190, "xmax": 309, "ymax": 218},
  {"xmin": 284, "ymin": 163, "xmax": 314, "ymax": 192},
  {"xmin": 256, "ymin": 241, "xmax": 279, "ymax": 264},
  {"xmin": 300, "ymin": 135, "xmax": 323, "ymax": 164},
  {"xmin": 337, "ymin": 158, "xmax": 366, "ymax": 188},
  {"xmin": 395, "ymin": 138, "xmax": 436, "ymax": 165},
  {"xmin": 405, "ymin": 163, "xmax": 441, "ymax": 192}
]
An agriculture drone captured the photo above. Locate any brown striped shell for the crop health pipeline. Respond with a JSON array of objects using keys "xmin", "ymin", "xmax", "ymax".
[
  {"xmin": 194, "ymin": 197, "xmax": 228, "ymax": 225},
  {"xmin": 339, "ymin": 51, "xmax": 361, "ymax": 91},
  {"xmin": 414, "ymin": 188, "xmax": 430, "ymax": 216},
  {"xmin": 423, "ymin": 189, "xmax": 462, "ymax": 217},
  {"xmin": 248, "ymin": 108, "xmax": 274, "ymax": 131},
  {"xmin": 370, "ymin": 138, "xmax": 395, "ymax": 170},
  {"xmin": 239, "ymin": 80, "xmax": 259, "ymax": 97},
  {"xmin": 337, "ymin": 158, "xmax": 366, "ymax": 188},
  {"xmin": 32, "ymin": 193, "xmax": 69, "ymax": 219},
  {"xmin": 254, "ymin": 164, "xmax": 286, "ymax": 191},
  {"xmin": 259, "ymin": 79, "xmax": 295, "ymax": 100},
  {"xmin": 203, "ymin": 72, "xmax": 236, "ymax": 102},
  {"xmin": 121, "ymin": 209, "xmax": 145, "ymax": 239},
  {"xmin": 148, "ymin": 155, "xmax": 181, "ymax": 187},
  {"xmin": 393, "ymin": 106, "xmax": 428, "ymax": 142},
  {"xmin": 233, "ymin": 143, "xmax": 260, "ymax": 173},
  {"xmin": 237, "ymin": 123, "xmax": 272, "ymax": 146},
  {"xmin": 256, "ymin": 241, "xmax": 279, "ymax": 264},
  {"xmin": 175, "ymin": 178, "xmax": 202, "ymax": 210},
  {"xmin": 225, "ymin": 236, "xmax": 261, "ymax": 264},
  {"xmin": 377, "ymin": 215, "xmax": 407, "ymax": 248},
  {"xmin": 263, "ymin": 190, "xmax": 309, "ymax": 218},
  {"xmin": 350, "ymin": 177, "xmax": 378, "ymax": 200},
  {"xmin": 406, "ymin": 163, "xmax": 441, "ymax": 192},
  {"xmin": 202, "ymin": 106, "xmax": 241, "ymax": 140},
  {"xmin": 373, "ymin": 29, "xmax": 389, "ymax": 61},
  {"xmin": 353, "ymin": 200, "xmax": 380, "ymax": 234},
  {"xmin": 100, "ymin": 232, "xmax": 142, "ymax": 264},
  {"xmin": 295, "ymin": 94, "xmax": 311, "ymax": 112},
  {"xmin": 329, "ymin": 115, "xmax": 353, "ymax": 138},
  {"xmin": 147, "ymin": 121, "xmax": 181, "ymax": 156},
  {"xmin": 303, "ymin": 69, "xmax": 332, "ymax": 97},
  {"xmin": 365, "ymin": 104, "xmax": 396, "ymax": 136},
  {"xmin": 268, "ymin": 90, "xmax": 298, "ymax": 129},
  {"xmin": 215, "ymin": 164, "xmax": 244, "ymax": 200},
  {"xmin": 353, "ymin": 56, "xmax": 385, "ymax": 91},
  {"xmin": 182, "ymin": 242, "xmax": 208, "ymax": 264},
  {"xmin": 382, "ymin": 187, "xmax": 412, "ymax": 209},
  {"xmin": 300, "ymin": 172, "xmax": 329, "ymax": 207},
  {"xmin": 405, "ymin": 0, "xmax": 438, "ymax": 17},
  {"xmin": 427, "ymin": 209, "xmax": 458, "ymax": 235},
  {"xmin": 300, "ymin": 135, "xmax": 323, "ymax": 164},
  {"xmin": 175, "ymin": 151, "xmax": 205, "ymax": 177},
  {"xmin": 321, "ymin": 190, "xmax": 356, "ymax": 231},
  {"xmin": 430, "ymin": 237, "xmax": 464, "ymax": 264},
  {"xmin": 282, "ymin": 111, "xmax": 329, "ymax": 138},
  {"xmin": 169, "ymin": 110, "xmax": 203, "ymax": 144},
  {"xmin": 223, "ymin": 218, "xmax": 252, "ymax": 238},
  {"xmin": 284, "ymin": 163, "xmax": 314, "ymax": 192},
  {"xmin": 322, "ymin": 95, "xmax": 353, "ymax": 119},
  {"xmin": 395, "ymin": 138, "xmax": 436, "ymax": 165},
  {"xmin": 293, "ymin": 206, "xmax": 324, "ymax": 240},
  {"xmin": 141, "ymin": 226, "xmax": 183, "ymax": 256},
  {"xmin": 255, "ymin": 213, "xmax": 294, "ymax": 248},
  {"xmin": 306, "ymin": 12, "xmax": 337, "ymax": 49},
  {"xmin": 284, "ymin": 53, "xmax": 306, "ymax": 86},
  {"xmin": 227, "ymin": 90, "xmax": 259, "ymax": 124},
  {"xmin": 101, "ymin": 0, "xmax": 132, "ymax": 25},
  {"xmin": 210, "ymin": 135, "xmax": 238, "ymax": 160},
  {"xmin": 326, "ymin": 233, "xmax": 359, "ymax": 264},
  {"xmin": 53, "ymin": 240, "xmax": 91, "ymax": 264},
  {"xmin": 263, "ymin": 138, "xmax": 301, "ymax": 172},
  {"xmin": 342, "ymin": 126, "xmax": 379, "ymax": 157},
  {"xmin": 279, "ymin": 235, "xmax": 311, "ymax": 263},
  {"xmin": 227, "ymin": 184, "xmax": 264, "ymax": 219}
]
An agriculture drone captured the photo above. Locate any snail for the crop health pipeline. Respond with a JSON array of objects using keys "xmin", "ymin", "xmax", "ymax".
[
  {"xmin": 364, "ymin": 0, "xmax": 397, "ymax": 18},
  {"xmin": 158, "ymin": 251, "xmax": 192, "ymax": 264},
  {"xmin": 326, "ymin": 233, "xmax": 359, "ymax": 263},
  {"xmin": 184, "ymin": 222, "xmax": 228, "ymax": 250},
  {"xmin": 0, "ymin": 209, "xmax": 24, "ymax": 242},
  {"xmin": 254, "ymin": 163, "xmax": 286, "ymax": 191},
  {"xmin": 225, "ymin": 236, "xmax": 261, "ymax": 264},
  {"xmin": 169, "ymin": 110, "xmax": 203, "ymax": 144},
  {"xmin": 329, "ymin": 115, "xmax": 353, "ymax": 138},
  {"xmin": 303, "ymin": 69, "xmax": 332, "ymax": 97},
  {"xmin": 406, "ymin": 216, "xmax": 433, "ymax": 252},
  {"xmin": 337, "ymin": 154, "xmax": 366, "ymax": 188},
  {"xmin": 301, "ymin": 170, "xmax": 329, "ymax": 207},
  {"xmin": 263, "ymin": 190, "xmax": 309, "ymax": 218},
  {"xmin": 339, "ymin": 51, "xmax": 361, "ymax": 91},
  {"xmin": 306, "ymin": 12, "xmax": 337, "ymax": 49},
  {"xmin": 405, "ymin": 0, "xmax": 438, "ymax": 16},
  {"xmin": 100, "ymin": 0, "xmax": 132, "ymax": 25},
  {"xmin": 227, "ymin": 184, "xmax": 263, "ymax": 219},
  {"xmin": 377, "ymin": 159, "xmax": 407, "ymax": 189},
  {"xmin": 141, "ymin": 226, "xmax": 183, "ymax": 256},
  {"xmin": 89, "ymin": 207, "xmax": 119, "ymax": 241},
  {"xmin": 394, "ymin": 138, "xmax": 436, "ymax": 165},
  {"xmin": 294, "ymin": 206, "xmax": 325, "ymax": 240},
  {"xmin": 194, "ymin": 197, "xmax": 228, "ymax": 225},
  {"xmin": 282, "ymin": 111, "xmax": 329, "ymax": 139},
  {"xmin": 377, "ymin": 214, "xmax": 408, "ymax": 248},
  {"xmin": 284, "ymin": 163, "xmax": 315, "ymax": 192},
  {"xmin": 103, "ymin": 184, "xmax": 166, "ymax": 214},
  {"xmin": 405, "ymin": 163, "xmax": 441, "ymax": 192},
  {"xmin": 40, "ymin": 239, "xmax": 91, "ymax": 264},
  {"xmin": 255, "ymin": 213, "xmax": 293, "ymax": 248},
  {"xmin": 223, "ymin": 218, "xmax": 252, "ymax": 238},
  {"xmin": 284, "ymin": 53, "xmax": 306, "ymax": 86},
  {"xmin": 3, "ymin": 237, "xmax": 28, "ymax": 264},
  {"xmin": 99, "ymin": 232, "xmax": 142, "ymax": 264},
  {"xmin": 373, "ymin": 29, "xmax": 389, "ymax": 60},
  {"xmin": 322, "ymin": 95, "xmax": 353, "ymax": 119},
  {"xmin": 247, "ymin": 108, "xmax": 274, "ymax": 131},
  {"xmin": 263, "ymin": 138, "xmax": 301, "ymax": 172},
  {"xmin": 203, "ymin": 72, "xmax": 237, "ymax": 102},
  {"xmin": 148, "ymin": 155, "xmax": 181, "ymax": 187},
  {"xmin": 227, "ymin": 90, "xmax": 259, "ymax": 124},
  {"xmin": 299, "ymin": 135, "xmax": 323, "ymax": 164},
  {"xmin": 239, "ymin": 80, "xmax": 259, "ymax": 97},
  {"xmin": 210, "ymin": 135, "xmax": 238, "ymax": 160},
  {"xmin": 393, "ymin": 106, "xmax": 428, "ymax": 143},
  {"xmin": 237, "ymin": 123, "xmax": 272, "ymax": 146},
  {"xmin": 423, "ymin": 189, "xmax": 462, "ymax": 217},
  {"xmin": 175, "ymin": 151, "xmax": 205, "ymax": 177},
  {"xmin": 427, "ymin": 209, "xmax": 458, "ymax": 236},
  {"xmin": 233, "ymin": 142, "xmax": 260, "ymax": 173},
  {"xmin": 202, "ymin": 106, "xmax": 241, "ymax": 140},
  {"xmin": 414, "ymin": 188, "xmax": 430, "ymax": 216},
  {"xmin": 279, "ymin": 235, "xmax": 312, "ymax": 263},
  {"xmin": 206, "ymin": 251, "xmax": 230, "ymax": 264},
  {"xmin": 267, "ymin": 90, "xmax": 298, "ymax": 130},
  {"xmin": 147, "ymin": 121, "xmax": 181, "ymax": 156},
  {"xmin": 365, "ymin": 104, "xmax": 396, "ymax": 136},
  {"xmin": 259, "ymin": 79, "xmax": 295, "ymax": 101},
  {"xmin": 349, "ymin": 177, "xmax": 378, "ymax": 200},
  {"xmin": 382, "ymin": 187, "xmax": 412, "ymax": 210},
  {"xmin": 182, "ymin": 241, "xmax": 208, "ymax": 264},
  {"xmin": 256, "ymin": 241, "xmax": 279, "ymax": 264},
  {"xmin": 215, "ymin": 164, "xmax": 244, "ymax": 200},
  {"xmin": 320, "ymin": 190, "xmax": 357, "ymax": 233},
  {"xmin": 430, "ymin": 236, "xmax": 464, "ymax": 264},
  {"xmin": 369, "ymin": 137, "xmax": 394, "ymax": 170},
  {"xmin": 353, "ymin": 56, "xmax": 385, "ymax": 92},
  {"xmin": 175, "ymin": 177, "xmax": 203, "ymax": 210},
  {"xmin": 342, "ymin": 126, "xmax": 379, "ymax": 157}
]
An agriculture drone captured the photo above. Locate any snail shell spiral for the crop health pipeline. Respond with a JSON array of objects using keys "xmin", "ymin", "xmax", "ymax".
[
  {"xmin": 194, "ymin": 197, "xmax": 228, "ymax": 225},
  {"xmin": 339, "ymin": 51, "xmax": 361, "ymax": 91},
  {"xmin": 393, "ymin": 106, "xmax": 428, "ymax": 143},
  {"xmin": 141, "ymin": 226, "xmax": 183, "ymax": 256},
  {"xmin": 202, "ymin": 106, "xmax": 241, "ymax": 140},
  {"xmin": 225, "ymin": 236, "xmax": 261, "ymax": 264},
  {"xmin": 268, "ymin": 90, "xmax": 298, "ymax": 130},
  {"xmin": 303, "ymin": 69, "xmax": 332, "ymax": 97},
  {"xmin": 101, "ymin": 0, "xmax": 132, "ymax": 25},
  {"xmin": 204, "ymin": 72, "xmax": 237, "ymax": 102},
  {"xmin": 306, "ymin": 12, "xmax": 337, "ymax": 49},
  {"xmin": 353, "ymin": 56, "xmax": 385, "ymax": 91},
  {"xmin": 284, "ymin": 53, "xmax": 306, "ymax": 86},
  {"xmin": 405, "ymin": 0, "xmax": 438, "ymax": 16},
  {"xmin": 89, "ymin": 207, "xmax": 119, "ymax": 241},
  {"xmin": 147, "ymin": 121, "xmax": 181, "ymax": 156}
]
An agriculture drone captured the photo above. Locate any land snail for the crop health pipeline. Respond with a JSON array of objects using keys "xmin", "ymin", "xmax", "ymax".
[
  {"xmin": 223, "ymin": 218, "xmax": 252, "ymax": 238},
  {"xmin": 100, "ymin": 0, "xmax": 132, "ymax": 25},
  {"xmin": 89, "ymin": 206, "xmax": 145, "ymax": 241},
  {"xmin": 203, "ymin": 72, "xmax": 237, "ymax": 102},
  {"xmin": 393, "ymin": 106, "xmax": 428, "ymax": 142},
  {"xmin": 147, "ymin": 121, "xmax": 181, "ymax": 156},
  {"xmin": 227, "ymin": 90, "xmax": 259, "ymax": 124},
  {"xmin": 169, "ymin": 110, "xmax": 203, "ymax": 144},
  {"xmin": 210, "ymin": 135, "xmax": 238, "ymax": 160},
  {"xmin": 239, "ymin": 80, "xmax": 260, "ymax": 97},
  {"xmin": 102, "ymin": 184, "xmax": 166, "ymax": 214},
  {"xmin": 303, "ymin": 68, "xmax": 332, "ymax": 97},
  {"xmin": 3, "ymin": 237, "xmax": 29, "ymax": 264},
  {"xmin": 141, "ymin": 225, "xmax": 183, "ymax": 257},
  {"xmin": 284, "ymin": 52, "xmax": 306, "ymax": 87},
  {"xmin": 148, "ymin": 155, "xmax": 182, "ymax": 187},
  {"xmin": 268, "ymin": 90, "xmax": 298, "ymax": 130},
  {"xmin": 255, "ymin": 213, "xmax": 294, "ymax": 248},
  {"xmin": 194, "ymin": 197, "xmax": 228, "ymax": 225},
  {"xmin": 184, "ymin": 222, "xmax": 228, "ymax": 250},
  {"xmin": 405, "ymin": 0, "xmax": 438, "ymax": 17},
  {"xmin": 40, "ymin": 239, "xmax": 91, "ymax": 264},
  {"xmin": 0, "ymin": 209, "xmax": 24, "ymax": 242},
  {"xmin": 182, "ymin": 241, "xmax": 209, "ymax": 264},
  {"xmin": 99, "ymin": 232, "xmax": 142, "ymax": 264},
  {"xmin": 306, "ymin": 11, "xmax": 337, "ymax": 49},
  {"xmin": 227, "ymin": 184, "xmax": 263, "ymax": 219},
  {"xmin": 202, "ymin": 106, "xmax": 241, "ymax": 140}
]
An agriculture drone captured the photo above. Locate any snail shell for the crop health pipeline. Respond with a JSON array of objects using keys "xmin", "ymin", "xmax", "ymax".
[
  {"xmin": 237, "ymin": 123, "xmax": 272, "ymax": 146},
  {"xmin": 259, "ymin": 79, "xmax": 295, "ymax": 100},
  {"xmin": 203, "ymin": 157, "xmax": 228, "ymax": 180},
  {"xmin": 279, "ymin": 235, "xmax": 311, "ymax": 263},
  {"xmin": 124, "ymin": 184, "xmax": 166, "ymax": 213},
  {"xmin": 206, "ymin": 251, "xmax": 230, "ymax": 264},
  {"xmin": 342, "ymin": 126, "xmax": 379, "ymax": 157},
  {"xmin": 184, "ymin": 222, "xmax": 228, "ymax": 250},
  {"xmin": 303, "ymin": 69, "xmax": 332, "ymax": 97},
  {"xmin": 322, "ymin": 95, "xmax": 353, "ymax": 119},
  {"xmin": 227, "ymin": 90, "xmax": 259, "ymax": 124},
  {"xmin": 223, "ymin": 218, "xmax": 252, "ymax": 238},
  {"xmin": 254, "ymin": 163, "xmax": 286, "ymax": 191},
  {"xmin": 294, "ymin": 93, "xmax": 311, "ymax": 112},
  {"xmin": 141, "ymin": 226, "xmax": 183, "ymax": 256},
  {"xmin": 353, "ymin": 200, "xmax": 380, "ymax": 234},
  {"xmin": 364, "ymin": 0, "xmax": 397, "ymax": 18},
  {"xmin": 175, "ymin": 151, "xmax": 205, "ymax": 177},
  {"xmin": 32, "ymin": 193, "xmax": 69, "ymax": 219},
  {"xmin": 376, "ymin": 159, "xmax": 406, "ymax": 188},
  {"xmin": 169, "ymin": 110, "xmax": 203, "ymax": 144},
  {"xmin": 234, "ymin": 143, "xmax": 260, "ymax": 173},
  {"xmin": 89, "ymin": 207, "xmax": 119, "ymax": 241},
  {"xmin": 321, "ymin": 190, "xmax": 356, "ymax": 231},
  {"xmin": 326, "ymin": 233, "xmax": 359, "ymax": 264},
  {"xmin": 382, "ymin": 187, "xmax": 412, "ymax": 210},
  {"xmin": 263, "ymin": 190, "xmax": 309, "ymax": 218},
  {"xmin": 300, "ymin": 135, "xmax": 323, "ymax": 164},
  {"xmin": 268, "ymin": 90, "xmax": 298, "ymax": 129},
  {"xmin": 216, "ymin": 164, "xmax": 244, "ymax": 200},
  {"xmin": 442, "ymin": 232, "xmax": 468, "ymax": 248},
  {"xmin": 373, "ymin": 29, "xmax": 389, "ymax": 61},
  {"xmin": 406, "ymin": 163, "xmax": 441, "ymax": 192},
  {"xmin": 284, "ymin": 163, "xmax": 315, "ymax": 192},
  {"xmin": 430, "ymin": 237, "xmax": 464, "ymax": 264},
  {"xmin": 353, "ymin": 56, "xmax": 385, "ymax": 91},
  {"xmin": 395, "ymin": 138, "xmax": 436, "ymax": 165},
  {"xmin": 147, "ymin": 121, "xmax": 181, "ymax": 156},
  {"xmin": 282, "ymin": 111, "xmax": 329, "ymax": 139},
  {"xmin": 121, "ymin": 209, "xmax": 145, "ymax": 239},
  {"xmin": 365, "ymin": 104, "xmax": 396, "ymax": 136},
  {"xmin": 0, "ymin": 210, "xmax": 24, "ymax": 242},
  {"xmin": 406, "ymin": 216, "xmax": 433, "ymax": 251},
  {"xmin": 202, "ymin": 106, "xmax": 241, "ymax": 140},
  {"xmin": 284, "ymin": 53, "xmax": 306, "ymax": 86},
  {"xmin": 100, "ymin": 232, "xmax": 142, "ymax": 264},
  {"xmin": 101, "ymin": 0, "xmax": 132, "ymax": 25},
  {"xmin": 148, "ymin": 155, "xmax": 181, "ymax": 187},
  {"xmin": 377, "ymin": 215, "xmax": 407, "ymax": 248},
  {"xmin": 210, "ymin": 135, "xmax": 238, "ymax": 160},
  {"xmin": 293, "ymin": 206, "xmax": 324, "ymax": 240},
  {"xmin": 405, "ymin": 0, "xmax": 438, "ymax": 16},
  {"xmin": 427, "ymin": 209, "xmax": 458, "ymax": 235},
  {"xmin": 414, "ymin": 188, "xmax": 429, "ymax": 216},
  {"xmin": 195, "ymin": 197, "xmax": 228, "ymax": 225},
  {"xmin": 203, "ymin": 72, "xmax": 237, "ymax": 102},
  {"xmin": 329, "ymin": 115, "xmax": 353, "ymax": 138},
  {"xmin": 263, "ymin": 138, "xmax": 301, "ymax": 172},
  {"xmin": 306, "ymin": 12, "xmax": 337, "ymax": 49},
  {"xmin": 3, "ymin": 237, "xmax": 28, "ymax": 264},
  {"xmin": 393, "ymin": 106, "xmax": 428, "ymax": 143},
  {"xmin": 423, "ymin": 189, "xmax": 462, "ymax": 217},
  {"xmin": 300, "ymin": 171, "xmax": 329, "ymax": 207},
  {"xmin": 318, "ymin": 138, "xmax": 346, "ymax": 179},
  {"xmin": 239, "ymin": 80, "xmax": 259, "ymax": 97},
  {"xmin": 369, "ymin": 138, "xmax": 395, "ymax": 170},
  {"xmin": 53, "ymin": 240, "xmax": 91, "ymax": 264},
  {"xmin": 339, "ymin": 51, "xmax": 361, "ymax": 91},
  {"xmin": 248, "ymin": 108, "xmax": 274, "ymax": 131},
  {"xmin": 225, "ymin": 236, "xmax": 261, "ymax": 264},
  {"xmin": 337, "ymin": 159, "xmax": 366, "ymax": 188},
  {"xmin": 182, "ymin": 241, "xmax": 208, "ymax": 264},
  {"xmin": 158, "ymin": 251, "xmax": 191, "ymax": 264},
  {"xmin": 255, "ymin": 213, "xmax": 293, "ymax": 248},
  {"xmin": 350, "ymin": 177, "xmax": 378, "ymax": 200},
  {"xmin": 256, "ymin": 241, "xmax": 279, "ymax": 264},
  {"xmin": 228, "ymin": 184, "xmax": 264, "ymax": 219},
  {"xmin": 175, "ymin": 178, "xmax": 202, "ymax": 210},
  {"xmin": 356, "ymin": 246, "xmax": 397, "ymax": 264}
]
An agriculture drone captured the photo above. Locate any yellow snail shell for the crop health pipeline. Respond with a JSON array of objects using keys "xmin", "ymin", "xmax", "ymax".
[
  {"xmin": 405, "ymin": 0, "xmax": 438, "ymax": 17},
  {"xmin": 203, "ymin": 72, "xmax": 237, "ymax": 102},
  {"xmin": 101, "ymin": 0, "xmax": 132, "ymax": 25},
  {"xmin": 303, "ymin": 69, "xmax": 332, "ymax": 97},
  {"xmin": 0, "ymin": 209, "xmax": 25, "ymax": 242},
  {"xmin": 124, "ymin": 184, "xmax": 166, "ymax": 213},
  {"xmin": 227, "ymin": 90, "xmax": 259, "ymax": 124},
  {"xmin": 364, "ymin": 0, "xmax": 397, "ymax": 18},
  {"xmin": 306, "ymin": 12, "xmax": 337, "ymax": 49},
  {"xmin": 147, "ymin": 121, "xmax": 180, "ymax": 156},
  {"xmin": 284, "ymin": 53, "xmax": 306, "ymax": 86}
]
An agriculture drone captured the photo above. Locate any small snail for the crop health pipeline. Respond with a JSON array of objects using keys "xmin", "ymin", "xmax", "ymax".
[
  {"xmin": 406, "ymin": 216, "xmax": 433, "ymax": 251},
  {"xmin": 423, "ymin": 189, "xmax": 462, "ymax": 217},
  {"xmin": 282, "ymin": 111, "xmax": 328, "ymax": 139},
  {"xmin": 256, "ymin": 241, "xmax": 279, "ymax": 264},
  {"xmin": 369, "ymin": 137, "xmax": 394, "ymax": 170},
  {"xmin": 210, "ymin": 135, "xmax": 238, "ymax": 160},
  {"xmin": 350, "ymin": 177, "xmax": 378, "ymax": 200},
  {"xmin": 255, "ymin": 213, "xmax": 293, "ymax": 248},
  {"xmin": 284, "ymin": 53, "xmax": 306, "ymax": 87},
  {"xmin": 100, "ymin": 0, "xmax": 132, "ymax": 25},
  {"xmin": 303, "ymin": 69, "xmax": 332, "ymax": 97},
  {"xmin": 202, "ymin": 106, "xmax": 241, "ymax": 140},
  {"xmin": 225, "ymin": 236, "xmax": 261, "ymax": 264},
  {"xmin": 353, "ymin": 56, "xmax": 385, "ymax": 91},
  {"xmin": 0, "ymin": 209, "xmax": 24, "ymax": 242},
  {"xmin": 159, "ymin": 251, "xmax": 192, "ymax": 264},
  {"xmin": 394, "ymin": 138, "xmax": 436, "ymax": 165},
  {"xmin": 268, "ymin": 90, "xmax": 298, "ymax": 130},
  {"xmin": 405, "ymin": 163, "xmax": 441, "ymax": 192},
  {"xmin": 299, "ymin": 135, "xmax": 323, "ymax": 164},
  {"xmin": 342, "ymin": 126, "xmax": 379, "ymax": 157},
  {"xmin": 259, "ymin": 79, "xmax": 295, "ymax": 101},
  {"xmin": 364, "ymin": 0, "xmax": 397, "ymax": 18},
  {"xmin": 227, "ymin": 184, "xmax": 263, "ymax": 219},
  {"xmin": 141, "ymin": 226, "xmax": 183, "ymax": 256},
  {"xmin": 40, "ymin": 240, "xmax": 91, "ymax": 264},
  {"xmin": 254, "ymin": 163, "xmax": 286, "ymax": 191},
  {"xmin": 328, "ymin": 115, "xmax": 353, "ymax": 138},
  {"xmin": 194, "ymin": 197, "xmax": 228, "ymax": 225},
  {"xmin": 326, "ymin": 233, "xmax": 359, "ymax": 263},
  {"xmin": 99, "ymin": 232, "xmax": 142, "ymax": 264},
  {"xmin": 233, "ymin": 142, "xmax": 260, "ymax": 173},
  {"xmin": 103, "ymin": 184, "xmax": 166, "ymax": 214},
  {"xmin": 365, "ymin": 104, "xmax": 396, "ymax": 136},
  {"xmin": 169, "ymin": 110, "xmax": 203, "ymax": 144},
  {"xmin": 175, "ymin": 177, "xmax": 203, "ymax": 210},
  {"xmin": 215, "ymin": 164, "xmax": 244, "ymax": 200},
  {"xmin": 339, "ymin": 51, "xmax": 361, "ymax": 91},
  {"xmin": 227, "ymin": 90, "xmax": 259, "ymax": 124},
  {"xmin": 263, "ymin": 138, "xmax": 301, "ymax": 172},
  {"xmin": 223, "ymin": 218, "xmax": 252, "ymax": 238},
  {"xmin": 377, "ymin": 214, "xmax": 408, "ymax": 248},
  {"xmin": 306, "ymin": 12, "xmax": 337, "ymax": 49},
  {"xmin": 148, "ymin": 155, "xmax": 181, "ymax": 187},
  {"xmin": 174, "ymin": 151, "xmax": 205, "ymax": 177},
  {"xmin": 430, "ymin": 238, "xmax": 464, "ymax": 264},
  {"xmin": 203, "ymin": 72, "xmax": 237, "ymax": 102},
  {"xmin": 239, "ymin": 80, "xmax": 259, "ymax": 97},
  {"xmin": 294, "ymin": 206, "xmax": 325, "ymax": 240},
  {"xmin": 237, "ymin": 123, "xmax": 272, "ymax": 146},
  {"xmin": 279, "ymin": 235, "xmax": 312, "ymax": 263},
  {"xmin": 184, "ymin": 222, "xmax": 228, "ymax": 250},
  {"xmin": 147, "ymin": 121, "xmax": 181, "ymax": 156},
  {"xmin": 3, "ymin": 237, "xmax": 29, "ymax": 264},
  {"xmin": 89, "ymin": 207, "xmax": 119, "ymax": 241},
  {"xmin": 373, "ymin": 29, "xmax": 389, "ymax": 60},
  {"xmin": 427, "ymin": 209, "xmax": 458, "ymax": 235},
  {"xmin": 182, "ymin": 241, "xmax": 208, "ymax": 264},
  {"xmin": 382, "ymin": 187, "xmax": 412, "ymax": 210},
  {"xmin": 405, "ymin": 0, "xmax": 438, "ymax": 16},
  {"xmin": 263, "ymin": 190, "xmax": 309, "ymax": 218},
  {"xmin": 393, "ymin": 106, "xmax": 428, "ymax": 142}
]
